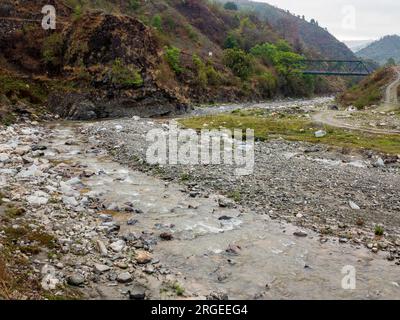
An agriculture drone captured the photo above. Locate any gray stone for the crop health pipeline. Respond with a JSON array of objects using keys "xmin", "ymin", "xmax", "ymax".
[
  {"xmin": 110, "ymin": 240, "xmax": 125, "ymax": 252},
  {"xmin": 293, "ymin": 231, "xmax": 308, "ymax": 238},
  {"xmin": 94, "ymin": 263, "xmax": 111, "ymax": 273},
  {"xmin": 67, "ymin": 274, "xmax": 85, "ymax": 286},
  {"xmin": 117, "ymin": 272, "xmax": 132, "ymax": 283}
]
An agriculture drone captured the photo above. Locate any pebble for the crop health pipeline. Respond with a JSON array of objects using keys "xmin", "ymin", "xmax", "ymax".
[
  {"xmin": 110, "ymin": 240, "xmax": 125, "ymax": 252},
  {"xmin": 349, "ymin": 200, "xmax": 360, "ymax": 210},
  {"xmin": 117, "ymin": 272, "xmax": 132, "ymax": 283},
  {"xmin": 136, "ymin": 251, "xmax": 152, "ymax": 264},
  {"xmin": 94, "ymin": 264, "xmax": 111, "ymax": 273},
  {"xmin": 293, "ymin": 231, "xmax": 308, "ymax": 237},
  {"xmin": 67, "ymin": 274, "xmax": 85, "ymax": 286},
  {"xmin": 97, "ymin": 240, "xmax": 108, "ymax": 256}
]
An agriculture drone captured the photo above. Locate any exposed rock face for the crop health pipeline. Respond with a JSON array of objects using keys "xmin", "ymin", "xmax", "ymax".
[{"xmin": 45, "ymin": 12, "xmax": 190, "ymax": 119}]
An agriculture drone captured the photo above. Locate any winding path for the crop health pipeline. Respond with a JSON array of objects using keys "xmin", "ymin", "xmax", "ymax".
[{"xmin": 312, "ymin": 66, "xmax": 400, "ymax": 135}]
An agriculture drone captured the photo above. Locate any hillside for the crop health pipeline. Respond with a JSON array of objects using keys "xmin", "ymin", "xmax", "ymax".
[
  {"xmin": 0, "ymin": 0, "xmax": 347, "ymax": 123},
  {"xmin": 357, "ymin": 35, "xmax": 400, "ymax": 65},
  {"xmin": 337, "ymin": 67, "xmax": 396, "ymax": 108},
  {"xmin": 215, "ymin": 0, "xmax": 356, "ymax": 60}
]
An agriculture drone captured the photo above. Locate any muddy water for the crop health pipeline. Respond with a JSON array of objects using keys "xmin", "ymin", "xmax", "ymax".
[{"xmin": 45, "ymin": 123, "xmax": 400, "ymax": 300}]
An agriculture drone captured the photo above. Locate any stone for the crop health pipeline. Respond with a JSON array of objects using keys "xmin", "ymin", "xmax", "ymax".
[
  {"xmin": 374, "ymin": 158, "xmax": 385, "ymax": 168},
  {"xmin": 94, "ymin": 264, "xmax": 111, "ymax": 273},
  {"xmin": 41, "ymin": 274, "xmax": 60, "ymax": 291},
  {"xmin": 32, "ymin": 145, "xmax": 47, "ymax": 151},
  {"xmin": 110, "ymin": 240, "xmax": 125, "ymax": 252},
  {"xmin": 0, "ymin": 153, "xmax": 10, "ymax": 163},
  {"xmin": 349, "ymin": 200, "xmax": 360, "ymax": 210},
  {"xmin": 17, "ymin": 164, "xmax": 43, "ymax": 178},
  {"xmin": 117, "ymin": 272, "xmax": 132, "ymax": 283},
  {"xmin": 128, "ymin": 289, "xmax": 146, "ymax": 300},
  {"xmin": 160, "ymin": 232, "xmax": 173, "ymax": 241},
  {"xmin": 136, "ymin": 251, "xmax": 152, "ymax": 264},
  {"xmin": 293, "ymin": 231, "xmax": 308, "ymax": 237},
  {"xmin": 67, "ymin": 274, "xmax": 85, "ymax": 286},
  {"xmin": 226, "ymin": 244, "xmax": 241, "ymax": 255},
  {"xmin": 127, "ymin": 219, "xmax": 139, "ymax": 226},
  {"xmin": 66, "ymin": 177, "xmax": 81, "ymax": 185},
  {"xmin": 314, "ymin": 130, "xmax": 327, "ymax": 138},
  {"xmin": 96, "ymin": 240, "xmax": 108, "ymax": 256},
  {"xmin": 218, "ymin": 197, "xmax": 235, "ymax": 208},
  {"xmin": 27, "ymin": 195, "xmax": 48, "ymax": 206},
  {"xmin": 62, "ymin": 196, "xmax": 79, "ymax": 207}
]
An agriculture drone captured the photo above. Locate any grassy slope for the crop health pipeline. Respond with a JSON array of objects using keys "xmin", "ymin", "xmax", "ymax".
[{"xmin": 337, "ymin": 67, "xmax": 396, "ymax": 109}]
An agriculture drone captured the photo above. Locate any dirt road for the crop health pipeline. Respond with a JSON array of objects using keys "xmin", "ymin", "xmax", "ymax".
[{"xmin": 312, "ymin": 67, "xmax": 400, "ymax": 134}]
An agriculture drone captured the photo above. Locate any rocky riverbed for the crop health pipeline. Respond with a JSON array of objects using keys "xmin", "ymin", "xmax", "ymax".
[{"xmin": 1, "ymin": 108, "xmax": 400, "ymax": 299}]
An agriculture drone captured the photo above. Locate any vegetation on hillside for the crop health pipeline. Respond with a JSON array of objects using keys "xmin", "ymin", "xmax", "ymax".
[
  {"xmin": 0, "ymin": 0, "xmax": 353, "ymax": 123},
  {"xmin": 357, "ymin": 35, "xmax": 400, "ymax": 66},
  {"xmin": 337, "ymin": 67, "xmax": 396, "ymax": 109}
]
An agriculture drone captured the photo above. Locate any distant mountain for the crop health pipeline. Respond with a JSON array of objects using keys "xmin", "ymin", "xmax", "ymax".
[
  {"xmin": 357, "ymin": 35, "xmax": 400, "ymax": 65},
  {"xmin": 214, "ymin": 0, "xmax": 356, "ymax": 60},
  {"xmin": 343, "ymin": 40, "xmax": 374, "ymax": 53}
]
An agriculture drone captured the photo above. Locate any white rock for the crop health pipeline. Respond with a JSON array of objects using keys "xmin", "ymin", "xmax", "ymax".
[
  {"xmin": 62, "ymin": 196, "xmax": 79, "ymax": 207},
  {"xmin": 66, "ymin": 177, "xmax": 81, "ymax": 185},
  {"xmin": 27, "ymin": 195, "xmax": 48, "ymax": 206},
  {"xmin": 314, "ymin": 130, "xmax": 327, "ymax": 138},
  {"xmin": 41, "ymin": 274, "xmax": 60, "ymax": 291},
  {"xmin": 0, "ymin": 153, "xmax": 10, "ymax": 162},
  {"xmin": 16, "ymin": 164, "xmax": 43, "ymax": 178},
  {"xmin": 110, "ymin": 240, "xmax": 125, "ymax": 252},
  {"xmin": 349, "ymin": 200, "xmax": 360, "ymax": 210},
  {"xmin": 41, "ymin": 264, "xmax": 56, "ymax": 276},
  {"xmin": 115, "ymin": 125, "xmax": 123, "ymax": 132},
  {"xmin": 374, "ymin": 158, "xmax": 385, "ymax": 167}
]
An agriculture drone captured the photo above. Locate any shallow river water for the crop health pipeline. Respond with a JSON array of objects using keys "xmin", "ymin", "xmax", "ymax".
[{"xmin": 43, "ymin": 116, "xmax": 400, "ymax": 300}]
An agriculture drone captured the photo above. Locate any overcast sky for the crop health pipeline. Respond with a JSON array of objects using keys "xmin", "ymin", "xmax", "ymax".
[{"xmin": 257, "ymin": 0, "xmax": 398, "ymax": 41}]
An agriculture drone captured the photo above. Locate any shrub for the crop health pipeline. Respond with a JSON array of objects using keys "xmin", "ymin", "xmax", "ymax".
[
  {"xmin": 151, "ymin": 14, "xmax": 162, "ymax": 30},
  {"xmin": 42, "ymin": 32, "xmax": 64, "ymax": 67},
  {"xmin": 224, "ymin": 34, "xmax": 239, "ymax": 49},
  {"xmin": 255, "ymin": 71, "xmax": 277, "ymax": 98},
  {"xmin": 165, "ymin": 46, "xmax": 183, "ymax": 75},
  {"xmin": 223, "ymin": 48, "xmax": 253, "ymax": 80},
  {"xmin": 110, "ymin": 59, "xmax": 143, "ymax": 87},
  {"xmin": 128, "ymin": 0, "xmax": 140, "ymax": 11},
  {"xmin": 192, "ymin": 54, "xmax": 208, "ymax": 87},
  {"xmin": 375, "ymin": 225, "xmax": 384, "ymax": 236}
]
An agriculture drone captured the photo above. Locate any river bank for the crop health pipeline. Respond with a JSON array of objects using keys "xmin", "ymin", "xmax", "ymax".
[{"xmin": 1, "ymin": 96, "xmax": 400, "ymax": 299}]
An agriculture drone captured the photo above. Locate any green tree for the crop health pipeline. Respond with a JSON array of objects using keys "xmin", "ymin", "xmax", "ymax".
[
  {"xmin": 165, "ymin": 46, "xmax": 183, "ymax": 75},
  {"xmin": 386, "ymin": 58, "xmax": 396, "ymax": 66},
  {"xmin": 223, "ymin": 48, "xmax": 253, "ymax": 80},
  {"xmin": 151, "ymin": 15, "xmax": 162, "ymax": 30},
  {"xmin": 128, "ymin": 0, "xmax": 140, "ymax": 10},
  {"xmin": 224, "ymin": 2, "xmax": 238, "ymax": 11},
  {"xmin": 224, "ymin": 34, "xmax": 239, "ymax": 49}
]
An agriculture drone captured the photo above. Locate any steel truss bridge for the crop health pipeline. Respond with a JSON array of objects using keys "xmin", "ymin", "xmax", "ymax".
[{"xmin": 300, "ymin": 60, "xmax": 372, "ymax": 76}]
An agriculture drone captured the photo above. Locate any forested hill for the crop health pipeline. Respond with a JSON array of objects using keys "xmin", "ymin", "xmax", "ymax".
[
  {"xmin": 357, "ymin": 35, "xmax": 400, "ymax": 65},
  {"xmin": 216, "ymin": 0, "xmax": 356, "ymax": 60},
  {"xmin": 1, "ymin": 0, "xmax": 347, "ymax": 122}
]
